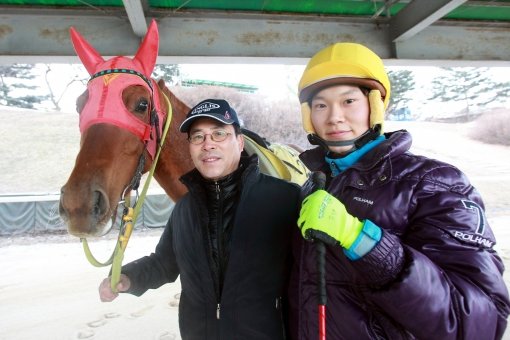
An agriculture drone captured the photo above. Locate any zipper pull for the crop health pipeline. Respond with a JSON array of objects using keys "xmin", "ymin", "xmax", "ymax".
[
  {"xmin": 215, "ymin": 182, "xmax": 220, "ymax": 200},
  {"xmin": 216, "ymin": 303, "xmax": 221, "ymax": 319}
]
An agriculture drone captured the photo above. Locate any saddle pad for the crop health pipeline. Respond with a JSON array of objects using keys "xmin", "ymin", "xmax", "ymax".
[
  {"xmin": 268, "ymin": 143, "xmax": 309, "ymax": 185},
  {"xmin": 243, "ymin": 135, "xmax": 309, "ymax": 185}
]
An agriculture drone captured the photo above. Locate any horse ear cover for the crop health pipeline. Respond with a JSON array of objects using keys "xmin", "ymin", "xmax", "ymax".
[
  {"xmin": 69, "ymin": 27, "xmax": 105, "ymax": 75},
  {"xmin": 134, "ymin": 19, "xmax": 159, "ymax": 77},
  {"xmin": 70, "ymin": 19, "xmax": 159, "ymax": 77}
]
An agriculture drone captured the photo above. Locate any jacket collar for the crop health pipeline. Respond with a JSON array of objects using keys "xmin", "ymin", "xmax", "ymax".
[
  {"xmin": 326, "ymin": 135, "xmax": 385, "ymax": 176},
  {"xmin": 300, "ymin": 130, "xmax": 412, "ymax": 174},
  {"xmin": 180, "ymin": 153, "xmax": 260, "ymax": 192}
]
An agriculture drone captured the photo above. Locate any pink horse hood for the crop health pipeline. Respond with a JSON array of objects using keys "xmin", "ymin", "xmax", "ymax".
[{"xmin": 69, "ymin": 20, "xmax": 165, "ymax": 159}]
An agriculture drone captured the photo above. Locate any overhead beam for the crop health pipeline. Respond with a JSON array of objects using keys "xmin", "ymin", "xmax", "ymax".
[
  {"xmin": 390, "ymin": 0, "xmax": 467, "ymax": 42},
  {"xmin": 0, "ymin": 9, "xmax": 509, "ymax": 65},
  {"xmin": 122, "ymin": 0, "xmax": 148, "ymax": 37}
]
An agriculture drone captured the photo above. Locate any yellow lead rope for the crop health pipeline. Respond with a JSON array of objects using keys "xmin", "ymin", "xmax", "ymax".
[{"xmin": 81, "ymin": 93, "xmax": 173, "ymax": 292}]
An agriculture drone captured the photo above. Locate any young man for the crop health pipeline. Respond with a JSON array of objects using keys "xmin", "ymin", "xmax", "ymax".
[
  {"xmin": 99, "ymin": 99, "xmax": 301, "ymax": 339},
  {"xmin": 290, "ymin": 42, "xmax": 510, "ymax": 339}
]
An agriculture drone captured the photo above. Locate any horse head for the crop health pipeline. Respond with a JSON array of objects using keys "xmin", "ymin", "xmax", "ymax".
[
  {"xmin": 59, "ymin": 20, "xmax": 186, "ymax": 237},
  {"xmin": 59, "ymin": 20, "xmax": 307, "ymax": 239}
]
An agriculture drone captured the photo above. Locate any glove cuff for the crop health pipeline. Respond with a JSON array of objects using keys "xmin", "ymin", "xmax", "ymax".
[{"xmin": 343, "ymin": 220, "xmax": 381, "ymax": 260}]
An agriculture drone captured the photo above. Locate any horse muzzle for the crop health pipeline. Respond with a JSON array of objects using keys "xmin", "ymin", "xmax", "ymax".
[{"xmin": 59, "ymin": 185, "xmax": 113, "ymax": 237}]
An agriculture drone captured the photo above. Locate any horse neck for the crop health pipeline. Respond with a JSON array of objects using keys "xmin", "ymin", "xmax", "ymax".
[{"xmin": 152, "ymin": 84, "xmax": 194, "ymax": 202}]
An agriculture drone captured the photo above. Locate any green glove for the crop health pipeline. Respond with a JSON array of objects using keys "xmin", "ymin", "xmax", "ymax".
[{"xmin": 298, "ymin": 190, "xmax": 364, "ymax": 249}]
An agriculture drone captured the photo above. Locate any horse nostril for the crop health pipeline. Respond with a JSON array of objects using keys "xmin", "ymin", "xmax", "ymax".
[
  {"xmin": 93, "ymin": 190, "xmax": 109, "ymax": 220},
  {"xmin": 58, "ymin": 200, "xmax": 67, "ymax": 221},
  {"xmin": 59, "ymin": 187, "xmax": 68, "ymax": 219}
]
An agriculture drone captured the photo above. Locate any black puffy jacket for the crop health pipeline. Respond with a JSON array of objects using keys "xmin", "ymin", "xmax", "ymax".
[{"xmin": 122, "ymin": 155, "xmax": 301, "ymax": 339}]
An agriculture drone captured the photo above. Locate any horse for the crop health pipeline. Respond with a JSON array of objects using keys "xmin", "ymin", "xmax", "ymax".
[{"xmin": 59, "ymin": 20, "xmax": 308, "ymax": 239}]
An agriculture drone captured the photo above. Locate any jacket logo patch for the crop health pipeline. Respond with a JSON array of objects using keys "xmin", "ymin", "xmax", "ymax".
[
  {"xmin": 453, "ymin": 231, "xmax": 494, "ymax": 248},
  {"xmin": 462, "ymin": 200, "xmax": 485, "ymax": 234},
  {"xmin": 353, "ymin": 197, "xmax": 373, "ymax": 205}
]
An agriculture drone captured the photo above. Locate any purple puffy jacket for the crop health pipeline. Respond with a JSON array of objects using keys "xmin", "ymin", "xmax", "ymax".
[{"xmin": 288, "ymin": 130, "xmax": 510, "ymax": 340}]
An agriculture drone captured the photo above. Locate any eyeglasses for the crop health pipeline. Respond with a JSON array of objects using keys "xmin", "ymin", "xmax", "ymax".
[{"xmin": 188, "ymin": 130, "xmax": 232, "ymax": 145}]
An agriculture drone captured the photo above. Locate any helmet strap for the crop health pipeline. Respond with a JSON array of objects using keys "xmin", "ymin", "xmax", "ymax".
[
  {"xmin": 354, "ymin": 124, "xmax": 381, "ymax": 149},
  {"xmin": 308, "ymin": 124, "xmax": 381, "ymax": 152},
  {"xmin": 307, "ymin": 134, "xmax": 355, "ymax": 148}
]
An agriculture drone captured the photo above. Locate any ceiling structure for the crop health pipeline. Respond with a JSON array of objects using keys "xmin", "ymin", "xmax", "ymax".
[{"xmin": 1, "ymin": 0, "xmax": 510, "ymax": 66}]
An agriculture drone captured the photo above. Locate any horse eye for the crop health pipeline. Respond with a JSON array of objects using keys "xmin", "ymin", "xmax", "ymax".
[{"xmin": 135, "ymin": 100, "xmax": 149, "ymax": 113}]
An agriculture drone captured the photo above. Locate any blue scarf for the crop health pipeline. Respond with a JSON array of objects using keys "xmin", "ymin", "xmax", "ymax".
[{"xmin": 326, "ymin": 135, "xmax": 385, "ymax": 176}]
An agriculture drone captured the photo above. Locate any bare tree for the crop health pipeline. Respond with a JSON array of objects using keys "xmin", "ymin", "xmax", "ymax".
[
  {"xmin": 171, "ymin": 85, "xmax": 306, "ymax": 148},
  {"xmin": 43, "ymin": 64, "xmax": 87, "ymax": 112}
]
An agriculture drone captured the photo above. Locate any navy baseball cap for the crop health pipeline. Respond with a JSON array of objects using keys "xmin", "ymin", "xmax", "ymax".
[{"xmin": 179, "ymin": 99, "xmax": 240, "ymax": 133}]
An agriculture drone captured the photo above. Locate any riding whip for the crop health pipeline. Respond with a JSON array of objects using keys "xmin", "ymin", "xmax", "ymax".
[{"xmin": 310, "ymin": 171, "xmax": 327, "ymax": 340}]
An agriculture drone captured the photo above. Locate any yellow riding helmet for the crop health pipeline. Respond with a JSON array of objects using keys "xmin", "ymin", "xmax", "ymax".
[{"xmin": 298, "ymin": 42, "xmax": 391, "ymax": 135}]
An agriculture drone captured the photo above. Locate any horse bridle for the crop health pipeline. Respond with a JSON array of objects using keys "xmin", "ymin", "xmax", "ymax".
[
  {"xmin": 87, "ymin": 68, "xmax": 164, "ymax": 191},
  {"xmin": 81, "ymin": 68, "xmax": 173, "ymax": 292}
]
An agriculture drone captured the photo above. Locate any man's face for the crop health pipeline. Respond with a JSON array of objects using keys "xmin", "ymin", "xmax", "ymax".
[
  {"xmin": 188, "ymin": 118, "xmax": 244, "ymax": 181},
  {"xmin": 310, "ymin": 84, "xmax": 370, "ymax": 154}
]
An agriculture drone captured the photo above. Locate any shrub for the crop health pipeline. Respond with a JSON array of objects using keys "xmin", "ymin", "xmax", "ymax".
[{"xmin": 468, "ymin": 108, "xmax": 510, "ymax": 146}]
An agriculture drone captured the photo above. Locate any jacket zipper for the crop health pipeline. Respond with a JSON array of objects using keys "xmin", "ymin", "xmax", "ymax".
[{"xmin": 215, "ymin": 181, "xmax": 222, "ymax": 319}]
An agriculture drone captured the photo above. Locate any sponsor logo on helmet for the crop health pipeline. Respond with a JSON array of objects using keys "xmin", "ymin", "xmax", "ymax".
[{"xmin": 191, "ymin": 102, "xmax": 220, "ymax": 115}]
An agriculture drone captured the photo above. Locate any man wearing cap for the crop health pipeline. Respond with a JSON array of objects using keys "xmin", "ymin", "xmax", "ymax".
[{"xmin": 98, "ymin": 98, "xmax": 301, "ymax": 339}]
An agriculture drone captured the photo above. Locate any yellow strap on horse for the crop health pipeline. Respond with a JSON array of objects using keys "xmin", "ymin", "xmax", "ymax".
[{"xmin": 81, "ymin": 93, "xmax": 173, "ymax": 292}]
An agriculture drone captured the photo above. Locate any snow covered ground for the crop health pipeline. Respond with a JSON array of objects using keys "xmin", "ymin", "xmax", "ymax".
[
  {"xmin": 0, "ymin": 230, "xmax": 180, "ymax": 340},
  {"xmin": 1, "ymin": 115, "xmax": 509, "ymax": 340}
]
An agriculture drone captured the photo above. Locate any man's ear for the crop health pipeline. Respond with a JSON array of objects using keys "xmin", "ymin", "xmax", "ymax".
[{"xmin": 238, "ymin": 134, "xmax": 245, "ymax": 151}]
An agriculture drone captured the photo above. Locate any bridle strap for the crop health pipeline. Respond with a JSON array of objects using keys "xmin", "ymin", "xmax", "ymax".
[
  {"xmin": 129, "ymin": 152, "xmax": 146, "ymax": 192},
  {"xmin": 80, "ymin": 91, "xmax": 174, "ymax": 292},
  {"xmin": 89, "ymin": 68, "xmax": 153, "ymax": 91},
  {"xmin": 150, "ymin": 108, "xmax": 161, "ymax": 146},
  {"xmin": 108, "ymin": 92, "xmax": 173, "ymax": 292}
]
